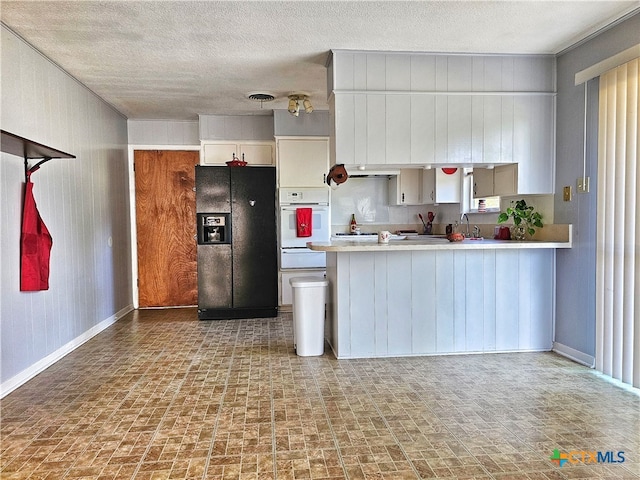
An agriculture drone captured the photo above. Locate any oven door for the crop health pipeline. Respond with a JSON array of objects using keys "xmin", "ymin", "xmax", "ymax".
[
  {"xmin": 279, "ymin": 205, "xmax": 329, "ymax": 248},
  {"xmin": 280, "ymin": 248, "xmax": 326, "ymax": 269}
]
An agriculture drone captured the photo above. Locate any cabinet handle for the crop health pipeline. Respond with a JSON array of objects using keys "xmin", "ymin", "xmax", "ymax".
[
  {"xmin": 473, "ymin": 182, "xmax": 477, "ymax": 196},
  {"xmin": 323, "ymin": 173, "xmax": 326, "ymax": 184},
  {"xmin": 402, "ymin": 192, "xmax": 405, "ymax": 203},
  {"xmin": 431, "ymin": 191, "xmax": 434, "ymax": 200}
]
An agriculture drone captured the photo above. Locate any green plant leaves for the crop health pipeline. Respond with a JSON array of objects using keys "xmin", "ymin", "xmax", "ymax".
[{"xmin": 497, "ymin": 199, "xmax": 543, "ymax": 235}]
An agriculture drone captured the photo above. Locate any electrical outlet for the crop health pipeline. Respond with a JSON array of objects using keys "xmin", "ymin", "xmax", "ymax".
[
  {"xmin": 577, "ymin": 176, "xmax": 590, "ymax": 193},
  {"xmin": 563, "ymin": 186, "xmax": 572, "ymax": 201}
]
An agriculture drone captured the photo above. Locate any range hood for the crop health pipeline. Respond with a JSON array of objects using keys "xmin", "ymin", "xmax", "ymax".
[{"xmin": 348, "ymin": 169, "xmax": 400, "ymax": 178}]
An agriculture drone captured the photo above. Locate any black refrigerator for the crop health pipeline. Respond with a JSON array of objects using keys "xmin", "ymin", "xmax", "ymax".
[{"xmin": 195, "ymin": 166, "xmax": 277, "ymax": 320}]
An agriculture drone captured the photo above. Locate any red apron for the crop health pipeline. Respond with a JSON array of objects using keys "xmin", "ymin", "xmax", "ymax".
[{"xmin": 20, "ymin": 171, "xmax": 52, "ymax": 291}]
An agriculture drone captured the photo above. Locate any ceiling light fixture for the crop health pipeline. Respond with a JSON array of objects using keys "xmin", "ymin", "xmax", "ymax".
[
  {"xmin": 302, "ymin": 98, "xmax": 314, "ymax": 114},
  {"xmin": 288, "ymin": 94, "xmax": 313, "ymax": 117},
  {"xmin": 287, "ymin": 97, "xmax": 299, "ymax": 116}
]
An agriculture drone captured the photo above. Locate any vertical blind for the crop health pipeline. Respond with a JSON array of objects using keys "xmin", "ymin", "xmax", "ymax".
[{"xmin": 596, "ymin": 58, "xmax": 639, "ymax": 388}]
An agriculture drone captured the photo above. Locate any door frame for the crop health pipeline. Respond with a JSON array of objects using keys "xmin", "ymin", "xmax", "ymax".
[{"xmin": 128, "ymin": 145, "xmax": 201, "ymax": 308}]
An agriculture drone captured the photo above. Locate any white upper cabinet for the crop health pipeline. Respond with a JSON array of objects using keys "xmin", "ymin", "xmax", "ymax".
[
  {"xmin": 473, "ymin": 164, "xmax": 518, "ymax": 198},
  {"xmin": 423, "ymin": 168, "xmax": 461, "ymax": 205},
  {"xmin": 389, "ymin": 169, "xmax": 422, "ymax": 205},
  {"xmin": 328, "ymin": 51, "xmax": 556, "ymax": 194},
  {"xmin": 472, "ymin": 167, "xmax": 496, "ymax": 198},
  {"xmin": 201, "ymin": 141, "xmax": 274, "ymax": 166},
  {"xmin": 277, "ymin": 137, "xmax": 329, "ymax": 188}
]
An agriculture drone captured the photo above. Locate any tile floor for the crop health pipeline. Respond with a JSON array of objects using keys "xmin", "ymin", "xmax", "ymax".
[{"xmin": 1, "ymin": 308, "xmax": 639, "ymax": 480}]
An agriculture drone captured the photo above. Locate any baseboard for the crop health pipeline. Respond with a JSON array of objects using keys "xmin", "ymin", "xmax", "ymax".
[
  {"xmin": 553, "ymin": 341, "xmax": 595, "ymax": 368},
  {"xmin": 0, "ymin": 304, "xmax": 134, "ymax": 399}
]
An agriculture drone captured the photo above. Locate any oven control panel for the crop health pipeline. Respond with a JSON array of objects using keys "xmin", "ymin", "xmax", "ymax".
[{"xmin": 279, "ymin": 187, "xmax": 329, "ymax": 205}]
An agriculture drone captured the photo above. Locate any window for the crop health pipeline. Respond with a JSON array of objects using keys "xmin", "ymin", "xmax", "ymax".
[
  {"xmin": 461, "ymin": 168, "xmax": 501, "ymax": 214},
  {"xmin": 470, "ymin": 195, "xmax": 501, "ymax": 212}
]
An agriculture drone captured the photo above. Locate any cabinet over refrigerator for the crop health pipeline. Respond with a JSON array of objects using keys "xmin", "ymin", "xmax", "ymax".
[{"xmin": 196, "ymin": 166, "xmax": 277, "ymax": 320}]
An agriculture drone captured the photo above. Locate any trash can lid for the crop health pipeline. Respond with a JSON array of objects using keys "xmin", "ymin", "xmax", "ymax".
[{"xmin": 289, "ymin": 276, "xmax": 329, "ymax": 288}]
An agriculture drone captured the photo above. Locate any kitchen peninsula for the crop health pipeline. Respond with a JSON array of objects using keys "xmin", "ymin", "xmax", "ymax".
[{"xmin": 308, "ymin": 228, "xmax": 572, "ymax": 359}]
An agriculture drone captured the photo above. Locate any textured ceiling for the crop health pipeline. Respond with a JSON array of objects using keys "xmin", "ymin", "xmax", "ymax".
[{"xmin": 1, "ymin": 1, "xmax": 637, "ymax": 120}]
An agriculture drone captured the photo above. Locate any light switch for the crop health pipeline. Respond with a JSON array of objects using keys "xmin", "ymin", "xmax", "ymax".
[
  {"xmin": 577, "ymin": 176, "xmax": 590, "ymax": 193},
  {"xmin": 563, "ymin": 186, "xmax": 572, "ymax": 202}
]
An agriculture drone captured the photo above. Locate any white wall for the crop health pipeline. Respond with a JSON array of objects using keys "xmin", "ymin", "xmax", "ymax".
[
  {"xmin": 1, "ymin": 26, "xmax": 132, "ymax": 395},
  {"xmin": 128, "ymin": 119, "xmax": 199, "ymax": 145},
  {"xmin": 554, "ymin": 12, "xmax": 640, "ymax": 362},
  {"xmin": 199, "ymin": 114, "xmax": 274, "ymax": 141},
  {"xmin": 273, "ymin": 109, "xmax": 330, "ymax": 136}
]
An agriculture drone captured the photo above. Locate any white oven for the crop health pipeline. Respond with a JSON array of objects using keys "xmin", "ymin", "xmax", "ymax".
[{"xmin": 278, "ymin": 188, "xmax": 330, "ymax": 269}]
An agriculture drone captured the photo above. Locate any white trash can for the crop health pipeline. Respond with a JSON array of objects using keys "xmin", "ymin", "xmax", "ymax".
[{"xmin": 290, "ymin": 276, "xmax": 329, "ymax": 356}]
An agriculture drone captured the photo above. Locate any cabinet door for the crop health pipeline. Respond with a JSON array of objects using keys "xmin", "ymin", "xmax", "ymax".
[
  {"xmin": 483, "ymin": 96, "xmax": 502, "ymax": 164},
  {"xmin": 367, "ymin": 94, "xmax": 386, "ymax": 165},
  {"xmin": 278, "ymin": 138, "xmax": 330, "ymax": 187},
  {"xmin": 422, "ymin": 169, "xmax": 436, "ymax": 204},
  {"xmin": 410, "ymin": 94, "xmax": 436, "ymax": 164},
  {"xmin": 493, "ymin": 164, "xmax": 517, "ymax": 196},
  {"xmin": 202, "ymin": 143, "xmax": 237, "ymax": 165},
  {"xmin": 423, "ymin": 168, "xmax": 461, "ymax": 204},
  {"xmin": 434, "ymin": 168, "xmax": 461, "ymax": 203},
  {"xmin": 515, "ymin": 96, "xmax": 555, "ymax": 194},
  {"xmin": 472, "ymin": 167, "xmax": 494, "ymax": 198},
  {"xmin": 240, "ymin": 143, "xmax": 274, "ymax": 166},
  {"xmin": 333, "ymin": 93, "xmax": 358, "ymax": 166},
  {"xmin": 386, "ymin": 95, "xmax": 411, "ymax": 164},
  {"xmin": 389, "ymin": 169, "xmax": 422, "ymax": 205},
  {"xmin": 447, "ymin": 96, "xmax": 472, "ymax": 164}
]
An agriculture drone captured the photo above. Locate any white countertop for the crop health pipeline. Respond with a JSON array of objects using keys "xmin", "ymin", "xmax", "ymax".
[{"xmin": 308, "ymin": 235, "xmax": 572, "ymax": 252}]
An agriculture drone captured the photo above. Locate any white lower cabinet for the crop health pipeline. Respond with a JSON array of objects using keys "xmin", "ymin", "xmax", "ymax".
[
  {"xmin": 326, "ymin": 249, "xmax": 555, "ymax": 359},
  {"xmin": 388, "ymin": 169, "xmax": 422, "ymax": 205},
  {"xmin": 201, "ymin": 142, "xmax": 274, "ymax": 165},
  {"xmin": 280, "ymin": 270, "xmax": 326, "ymax": 307},
  {"xmin": 422, "ymin": 168, "xmax": 461, "ymax": 204}
]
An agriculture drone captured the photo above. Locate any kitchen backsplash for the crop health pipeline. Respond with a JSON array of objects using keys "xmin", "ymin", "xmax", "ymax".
[
  {"xmin": 331, "ymin": 177, "xmax": 554, "ymax": 234},
  {"xmin": 331, "ymin": 177, "xmax": 424, "ymax": 231}
]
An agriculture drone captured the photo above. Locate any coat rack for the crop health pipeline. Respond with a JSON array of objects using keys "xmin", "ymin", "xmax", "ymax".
[{"xmin": 1, "ymin": 130, "xmax": 76, "ymax": 180}]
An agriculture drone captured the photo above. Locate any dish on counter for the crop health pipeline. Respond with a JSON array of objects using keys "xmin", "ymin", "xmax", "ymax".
[{"xmin": 226, "ymin": 160, "xmax": 247, "ymax": 167}]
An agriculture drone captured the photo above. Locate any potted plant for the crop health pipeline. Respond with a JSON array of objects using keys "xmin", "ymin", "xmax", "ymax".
[{"xmin": 497, "ymin": 199, "xmax": 543, "ymax": 240}]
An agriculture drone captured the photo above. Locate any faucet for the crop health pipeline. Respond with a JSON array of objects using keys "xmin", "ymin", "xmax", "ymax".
[{"xmin": 460, "ymin": 213, "xmax": 470, "ymax": 237}]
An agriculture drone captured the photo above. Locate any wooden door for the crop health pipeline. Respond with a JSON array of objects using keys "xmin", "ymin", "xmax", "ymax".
[{"xmin": 135, "ymin": 150, "xmax": 199, "ymax": 307}]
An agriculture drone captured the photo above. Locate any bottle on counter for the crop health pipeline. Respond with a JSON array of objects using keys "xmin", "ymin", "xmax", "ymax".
[{"xmin": 350, "ymin": 213, "xmax": 357, "ymax": 234}]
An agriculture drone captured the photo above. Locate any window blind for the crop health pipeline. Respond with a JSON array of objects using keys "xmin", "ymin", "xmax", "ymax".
[{"xmin": 596, "ymin": 58, "xmax": 639, "ymax": 388}]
